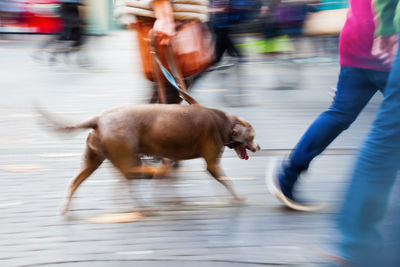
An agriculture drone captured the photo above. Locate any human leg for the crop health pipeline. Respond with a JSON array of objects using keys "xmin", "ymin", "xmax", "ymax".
[
  {"xmin": 337, "ymin": 40, "xmax": 400, "ymax": 265},
  {"xmin": 225, "ymin": 28, "xmax": 241, "ymax": 59},
  {"xmin": 270, "ymin": 67, "xmax": 388, "ymax": 208},
  {"xmin": 149, "ymin": 81, "xmax": 184, "ymax": 104},
  {"xmin": 212, "ymin": 27, "xmax": 230, "ymax": 63}
]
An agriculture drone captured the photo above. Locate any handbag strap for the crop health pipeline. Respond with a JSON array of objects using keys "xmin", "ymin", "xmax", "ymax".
[
  {"xmin": 149, "ymin": 31, "xmax": 199, "ymax": 105},
  {"xmin": 149, "ymin": 34, "xmax": 167, "ymax": 104}
]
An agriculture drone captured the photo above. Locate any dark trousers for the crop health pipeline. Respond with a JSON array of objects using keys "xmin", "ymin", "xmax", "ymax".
[
  {"xmin": 59, "ymin": 2, "xmax": 83, "ymax": 47},
  {"xmin": 150, "ymin": 81, "xmax": 183, "ymax": 104},
  {"xmin": 213, "ymin": 27, "xmax": 241, "ymax": 63},
  {"xmin": 149, "ymin": 74, "xmax": 203, "ymax": 104}
]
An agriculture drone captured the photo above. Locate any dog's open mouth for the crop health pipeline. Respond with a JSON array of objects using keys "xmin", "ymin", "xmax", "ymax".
[
  {"xmin": 235, "ymin": 146, "xmax": 249, "ymax": 160},
  {"xmin": 241, "ymin": 147, "xmax": 249, "ymax": 160}
]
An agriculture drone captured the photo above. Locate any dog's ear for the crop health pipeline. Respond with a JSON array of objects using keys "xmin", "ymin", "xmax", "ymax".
[{"xmin": 231, "ymin": 123, "xmax": 247, "ymax": 142}]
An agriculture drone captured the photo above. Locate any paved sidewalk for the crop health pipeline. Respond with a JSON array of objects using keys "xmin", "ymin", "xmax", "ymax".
[{"xmin": 0, "ymin": 31, "xmax": 388, "ymax": 267}]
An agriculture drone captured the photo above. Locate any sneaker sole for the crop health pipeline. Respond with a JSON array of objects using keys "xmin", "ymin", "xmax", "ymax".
[{"xmin": 266, "ymin": 158, "xmax": 325, "ymax": 212}]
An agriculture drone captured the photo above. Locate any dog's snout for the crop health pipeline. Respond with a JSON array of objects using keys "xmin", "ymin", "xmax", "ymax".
[{"xmin": 248, "ymin": 142, "xmax": 260, "ymax": 152}]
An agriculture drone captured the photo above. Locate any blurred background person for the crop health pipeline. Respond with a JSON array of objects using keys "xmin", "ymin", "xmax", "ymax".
[
  {"xmin": 267, "ymin": 0, "xmax": 392, "ymax": 212},
  {"xmin": 208, "ymin": 0, "xmax": 260, "ymax": 68},
  {"xmin": 209, "ymin": 0, "xmax": 241, "ymax": 68},
  {"xmin": 32, "ymin": 0, "xmax": 89, "ymax": 66},
  {"xmin": 274, "ymin": 0, "xmax": 309, "ymax": 37},
  {"xmin": 236, "ymin": 0, "xmax": 347, "ymax": 61},
  {"xmin": 243, "ymin": 0, "xmax": 314, "ymax": 56},
  {"xmin": 258, "ymin": 0, "xmax": 280, "ymax": 44},
  {"xmin": 58, "ymin": 0, "xmax": 85, "ymax": 52}
]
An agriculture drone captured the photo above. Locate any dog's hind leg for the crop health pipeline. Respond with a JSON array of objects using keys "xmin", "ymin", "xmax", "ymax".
[
  {"xmin": 105, "ymin": 143, "xmax": 149, "ymax": 209},
  {"xmin": 129, "ymin": 162, "xmax": 173, "ymax": 178},
  {"xmin": 152, "ymin": 159, "xmax": 183, "ymax": 205},
  {"xmin": 61, "ymin": 143, "xmax": 104, "ymax": 215}
]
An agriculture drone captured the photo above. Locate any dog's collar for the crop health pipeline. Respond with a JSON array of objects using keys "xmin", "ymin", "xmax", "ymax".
[
  {"xmin": 224, "ymin": 117, "xmax": 242, "ymax": 148},
  {"xmin": 225, "ymin": 140, "xmax": 243, "ymax": 149}
]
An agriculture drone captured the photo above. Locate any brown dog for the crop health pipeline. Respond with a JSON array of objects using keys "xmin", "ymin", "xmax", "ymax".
[{"xmin": 38, "ymin": 104, "xmax": 260, "ymax": 213}]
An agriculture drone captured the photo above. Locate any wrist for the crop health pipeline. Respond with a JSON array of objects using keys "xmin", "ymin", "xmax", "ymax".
[{"xmin": 152, "ymin": 0, "xmax": 174, "ymax": 20}]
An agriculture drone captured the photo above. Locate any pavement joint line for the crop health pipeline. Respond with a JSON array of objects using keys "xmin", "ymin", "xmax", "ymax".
[
  {"xmin": 224, "ymin": 148, "xmax": 356, "ymax": 158},
  {"xmin": 86, "ymin": 179, "xmax": 119, "ymax": 184},
  {"xmin": 0, "ymin": 201, "xmax": 23, "ymax": 207},
  {"xmin": 193, "ymin": 89, "xmax": 228, "ymax": 92},
  {"xmin": 16, "ymin": 258, "xmax": 296, "ymax": 267},
  {"xmin": 116, "ymin": 250, "xmax": 155, "ymax": 255},
  {"xmin": 39, "ymin": 153, "xmax": 81, "ymax": 158},
  {"xmin": 220, "ymin": 177, "xmax": 256, "ymax": 181},
  {"xmin": 224, "ymin": 93, "xmax": 256, "ymax": 97},
  {"xmin": 0, "ymin": 149, "xmax": 354, "ymax": 162},
  {"xmin": 0, "ymin": 164, "xmax": 48, "ymax": 172},
  {"xmin": 8, "ymin": 113, "xmax": 41, "ymax": 118}
]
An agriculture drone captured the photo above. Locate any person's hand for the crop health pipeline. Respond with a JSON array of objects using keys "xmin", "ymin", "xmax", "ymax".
[
  {"xmin": 372, "ymin": 35, "xmax": 398, "ymax": 66},
  {"xmin": 153, "ymin": 18, "xmax": 176, "ymax": 45},
  {"xmin": 152, "ymin": 0, "xmax": 175, "ymax": 45},
  {"xmin": 258, "ymin": 6, "xmax": 269, "ymax": 18},
  {"xmin": 209, "ymin": 7, "xmax": 227, "ymax": 13}
]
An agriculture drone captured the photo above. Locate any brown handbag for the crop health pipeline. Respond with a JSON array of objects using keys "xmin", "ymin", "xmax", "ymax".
[{"xmin": 134, "ymin": 17, "xmax": 215, "ymax": 81}]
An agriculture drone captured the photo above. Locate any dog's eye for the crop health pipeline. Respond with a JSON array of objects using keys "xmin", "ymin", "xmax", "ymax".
[{"xmin": 246, "ymin": 137, "xmax": 253, "ymax": 142}]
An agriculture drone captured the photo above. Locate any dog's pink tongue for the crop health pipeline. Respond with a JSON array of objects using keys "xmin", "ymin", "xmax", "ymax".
[{"xmin": 241, "ymin": 147, "xmax": 249, "ymax": 160}]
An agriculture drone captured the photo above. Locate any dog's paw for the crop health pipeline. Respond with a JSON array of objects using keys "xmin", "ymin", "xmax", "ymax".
[
  {"xmin": 231, "ymin": 195, "xmax": 246, "ymax": 205},
  {"xmin": 60, "ymin": 203, "xmax": 70, "ymax": 216},
  {"xmin": 138, "ymin": 208, "xmax": 158, "ymax": 217},
  {"xmin": 157, "ymin": 197, "xmax": 184, "ymax": 205}
]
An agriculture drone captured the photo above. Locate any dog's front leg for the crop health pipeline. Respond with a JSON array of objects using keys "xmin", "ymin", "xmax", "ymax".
[
  {"xmin": 125, "ymin": 179, "xmax": 148, "ymax": 210},
  {"xmin": 206, "ymin": 161, "xmax": 243, "ymax": 202},
  {"xmin": 152, "ymin": 159, "xmax": 183, "ymax": 205}
]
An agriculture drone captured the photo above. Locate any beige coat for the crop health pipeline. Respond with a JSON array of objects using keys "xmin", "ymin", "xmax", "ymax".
[{"xmin": 114, "ymin": 0, "xmax": 209, "ymax": 23}]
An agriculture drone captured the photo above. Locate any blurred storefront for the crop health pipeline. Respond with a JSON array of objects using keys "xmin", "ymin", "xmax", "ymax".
[
  {"xmin": 85, "ymin": 0, "xmax": 120, "ymax": 35},
  {"xmin": 0, "ymin": 0, "xmax": 119, "ymax": 34},
  {"xmin": 0, "ymin": 0, "xmax": 62, "ymax": 33}
]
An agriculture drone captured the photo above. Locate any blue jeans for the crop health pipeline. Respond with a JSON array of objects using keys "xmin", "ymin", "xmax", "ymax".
[
  {"xmin": 280, "ymin": 67, "xmax": 389, "ymax": 190},
  {"xmin": 337, "ymin": 35, "xmax": 400, "ymax": 266}
]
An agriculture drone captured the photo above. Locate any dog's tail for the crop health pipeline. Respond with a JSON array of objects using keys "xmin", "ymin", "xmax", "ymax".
[{"xmin": 34, "ymin": 105, "xmax": 99, "ymax": 133}]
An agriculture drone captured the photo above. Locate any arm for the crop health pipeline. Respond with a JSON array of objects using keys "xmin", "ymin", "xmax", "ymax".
[
  {"xmin": 152, "ymin": 0, "xmax": 176, "ymax": 45},
  {"xmin": 372, "ymin": 0, "xmax": 399, "ymax": 65},
  {"xmin": 374, "ymin": 0, "xmax": 399, "ymax": 36}
]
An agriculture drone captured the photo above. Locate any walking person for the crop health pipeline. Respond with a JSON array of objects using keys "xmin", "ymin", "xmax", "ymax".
[
  {"xmin": 266, "ymin": 0, "xmax": 393, "ymax": 211},
  {"xmin": 33, "ymin": 0, "xmax": 87, "ymax": 65},
  {"xmin": 209, "ymin": 0, "xmax": 242, "ymax": 65},
  {"xmin": 332, "ymin": 0, "xmax": 400, "ymax": 265},
  {"xmin": 58, "ymin": 0, "xmax": 84, "ymax": 51},
  {"xmin": 117, "ymin": 0, "xmax": 213, "ymax": 104}
]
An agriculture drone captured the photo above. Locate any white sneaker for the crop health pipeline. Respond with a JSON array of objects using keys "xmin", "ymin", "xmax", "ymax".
[{"xmin": 266, "ymin": 158, "xmax": 325, "ymax": 212}]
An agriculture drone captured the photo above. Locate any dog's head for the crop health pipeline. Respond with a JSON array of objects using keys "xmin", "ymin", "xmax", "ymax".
[{"xmin": 226, "ymin": 115, "xmax": 260, "ymax": 160}]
